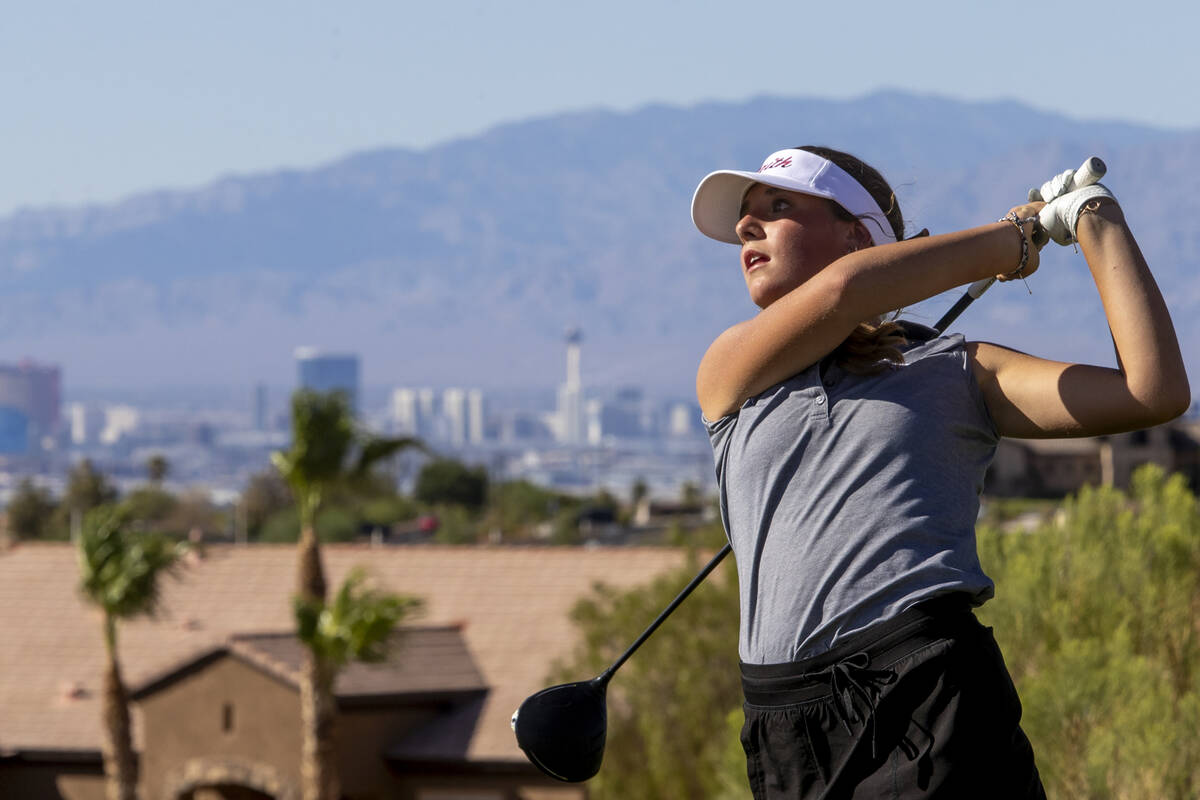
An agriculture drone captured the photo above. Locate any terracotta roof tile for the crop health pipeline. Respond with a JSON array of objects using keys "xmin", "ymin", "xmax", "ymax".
[{"xmin": 0, "ymin": 543, "xmax": 694, "ymax": 761}]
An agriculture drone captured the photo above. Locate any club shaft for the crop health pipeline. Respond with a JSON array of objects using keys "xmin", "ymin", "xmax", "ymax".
[
  {"xmin": 598, "ymin": 542, "xmax": 733, "ymax": 684},
  {"xmin": 932, "ymin": 290, "xmax": 980, "ymax": 333},
  {"xmin": 937, "ymin": 156, "xmax": 1106, "ymax": 329}
]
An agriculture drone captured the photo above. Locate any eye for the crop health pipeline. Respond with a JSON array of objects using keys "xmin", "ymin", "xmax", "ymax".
[{"xmin": 770, "ymin": 198, "xmax": 790, "ymax": 213}]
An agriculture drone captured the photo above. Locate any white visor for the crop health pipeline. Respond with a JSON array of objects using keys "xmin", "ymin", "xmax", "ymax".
[{"xmin": 691, "ymin": 148, "xmax": 897, "ymax": 246}]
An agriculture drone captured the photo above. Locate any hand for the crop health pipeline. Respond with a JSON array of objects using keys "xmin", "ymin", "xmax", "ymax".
[
  {"xmin": 1028, "ymin": 168, "xmax": 1078, "ymax": 203},
  {"xmin": 996, "ymin": 201, "xmax": 1045, "ymax": 282},
  {"xmin": 1037, "ymin": 184, "xmax": 1117, "ymax": 246}
]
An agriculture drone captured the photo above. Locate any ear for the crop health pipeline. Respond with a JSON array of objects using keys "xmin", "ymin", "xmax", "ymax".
[{"xmin": 844, "ymin": 219, "xmax": 874, "ymax": 253}]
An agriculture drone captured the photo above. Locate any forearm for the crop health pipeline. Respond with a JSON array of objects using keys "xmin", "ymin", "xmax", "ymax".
[
  {"xmin": 1076, "ymin": 200, "xmax": 1190, "ymax": 414},
  {"xmin": 833, "ymin": 221, "xmax": 1026, "ymax": 317},
  {"xmin": 698, "ymin": 221, "xmax": 1030, "ymax": 419}
]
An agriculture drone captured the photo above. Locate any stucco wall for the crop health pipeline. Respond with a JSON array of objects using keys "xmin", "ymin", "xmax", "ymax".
[{"xmin": 137, "ymin": 655, "xmax": 301, "ymax": 800}]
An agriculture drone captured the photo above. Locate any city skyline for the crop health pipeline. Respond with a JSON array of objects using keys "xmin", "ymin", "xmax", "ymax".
[{"xmin": 0, "ymin": 327, "xmax": 715, "ymax": 512}]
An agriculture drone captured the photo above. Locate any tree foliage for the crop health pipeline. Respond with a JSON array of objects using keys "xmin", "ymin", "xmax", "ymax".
[
  {"xmin": 146, "ymin": 454, "xmax": 169, "ymax": 484},
  {"xmin": 483, "ymin": 479, "xmax": 564, "ymax": 534},
  {"xmin": 550, "ymin": 550, "xmax": 747, "ymax": 799},
  {"xmin": 120, "ymin": 487, "xmax": 178, "ymax": 529},
  {"xmin": 272, "ymin": 391, "xmax": 358, "ymax": 529},
  {"xmin": 6, "ymin": 478, "xmax": 57, "ymax": 539},
  {"xmin": 556, "ymin": 466, "xmax": 1200, "ymax": 799},
  {"xmin": 294, "ymin": 568, "xmax": 421, "ymax": 667},
  {"xmin": 77, "ymin": 506, "xmax": 187, "ymax": 623},
  {"xmin": 241, "ymin": 468, "xmax": 295, "ymax": 538},
  {"xmin": 65, "ymin": 458, "xmax": 118, "ymax": 514},
  {"xmin": 414, "ymin": 458, "xmax": 488, "ymax": 512},
  {"xmin": 258, "ymin": 506, "xmax": 361, "ymax": 544},
  {"xmin": 977, "ymin": 465, "xmax": 1200, "ymax": 800},
  {"xmin": 273, "ymin": 390, "xmax": 423, "ymax": 530}
]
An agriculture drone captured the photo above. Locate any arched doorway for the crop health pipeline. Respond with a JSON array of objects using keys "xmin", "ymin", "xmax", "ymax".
[
  {"xmin": 181, "ymin": 786, "xmax": 274, "ymax": 800},
  {"xmin": 165, "ymin": 758, "xmax": 298, "ymax": 800}
]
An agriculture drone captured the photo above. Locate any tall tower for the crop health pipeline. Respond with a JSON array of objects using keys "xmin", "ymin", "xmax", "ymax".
[
  {"xmin": 557, "ymin": 328, "xmax": 584, "ymax": 444},
  {"xmin": 294, "ymin": 348, "xmax": 360, "ymax": 414}
]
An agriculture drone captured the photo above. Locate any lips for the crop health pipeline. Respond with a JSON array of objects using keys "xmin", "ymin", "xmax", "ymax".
[{"xmin": 743, "ymin": 250, "xmax": 768, "ymax": 272}]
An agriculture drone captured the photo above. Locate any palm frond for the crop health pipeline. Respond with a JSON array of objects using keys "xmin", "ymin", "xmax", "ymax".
[
  {"xmin": 77, "ymin": 506, "xmax": 187, "ymax": 621},
  {"xmin": 351, "ymin": 436, "xmax": 427, "ymax": 481},
  {"xmin": 293, "ymin": 568, "xmax": 421, "ymax": 667}
]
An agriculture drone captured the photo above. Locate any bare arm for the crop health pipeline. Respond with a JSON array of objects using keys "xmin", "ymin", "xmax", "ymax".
[
  {"xmin": 697, "ymin": 221, "xmax": 1034, "ymax": 420},
  {"xmin": 970, "ymin": 199, "xmax": 1190, "ymax": 438}
]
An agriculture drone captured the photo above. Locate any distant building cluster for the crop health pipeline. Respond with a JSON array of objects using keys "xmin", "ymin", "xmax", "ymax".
[
  {"xmin": 387, "ymin": 328, "xmax": 700, "ymax": 452},
  {"xmin": 390, "ymin": 386, "xmax": 486, "ymax": 447},
  {"xmin": 3, "ymin": 333, "xmax": 1197, "ymax": 513}
]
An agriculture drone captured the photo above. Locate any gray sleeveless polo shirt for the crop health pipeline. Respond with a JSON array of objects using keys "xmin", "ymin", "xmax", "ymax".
[{"xmin": 705, "ymin": 333, "xmax": 997, "ymax": 664}]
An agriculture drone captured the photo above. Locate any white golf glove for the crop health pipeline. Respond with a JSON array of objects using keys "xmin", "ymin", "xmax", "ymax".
[
  {"xmin": 1028, "ymin": 168, "xmax": 1079, "ymax": 203},
  {"xmin": 1037, "ymin": 184, "xmax": 1116, "ymax": 246}
]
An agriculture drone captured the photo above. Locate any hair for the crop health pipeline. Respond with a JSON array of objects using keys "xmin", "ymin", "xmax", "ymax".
[{"xmin": 797, "ymin": 145, "xmax": 909, "ymax": 374}]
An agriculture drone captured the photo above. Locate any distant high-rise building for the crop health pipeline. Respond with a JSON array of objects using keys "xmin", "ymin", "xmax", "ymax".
[
  {"xmin": 391, "ymin": 388, "xmax": 420, "ymax": 436},
  {"xmin": 443, "ymin": 388, "xmax": 467, "ymax": 447},
  {"xmin": 556, "ymin": 328, "xmax": 584, "ymax": 445},
  {"xmin": 100, "ymin": 406, "xmax": 139, "ymax": 445},
  {"xmin": 390, "ymin": 387, "xmax": 441, "ymax": 439},
  {"xmin": 0, "ymin": 360, "xmax": 61, "ymax": 449},
  {"xmin": 295, "ymin": 348, "xmax": 360, "ymax": 413},
  {"xmin": 0, "ymin": 408, "xmax": 29, "ymax": 454},
  {"xmin": 467, "ymin": 389, "xmax": 486, "ymax": 445},
  {"xmin": 669, "ymin": 402, "xmax": 697, "ymax": 437},
  {"xmin": 596, "ymin": 386, "xmax": 646, "ymax": 440},
  {"xmin": 68, "ymin": 403, "xmax": 105, "ymax": 446},
  {"xmin": 417, "ymin": 388, "xmax": 436, "ymax": 425}
]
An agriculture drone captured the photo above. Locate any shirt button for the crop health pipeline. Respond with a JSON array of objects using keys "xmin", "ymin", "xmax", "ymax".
[{"xmin": 815, "ymin": 395, "xmax": 826, "ymax": 405}]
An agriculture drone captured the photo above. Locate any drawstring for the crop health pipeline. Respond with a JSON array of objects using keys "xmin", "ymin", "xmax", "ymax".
[
  {"xmin": 823, "ymin": 651, "xmax": 897, "ymax": 761},
  {"xmin": 797, "ymin": 650, "xmax": 898, "ymax": 787}
]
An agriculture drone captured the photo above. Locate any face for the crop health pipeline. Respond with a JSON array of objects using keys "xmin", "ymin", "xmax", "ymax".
[{"xmin": 735, "ymin": 184, "xmax": 864, "ymax": 309}]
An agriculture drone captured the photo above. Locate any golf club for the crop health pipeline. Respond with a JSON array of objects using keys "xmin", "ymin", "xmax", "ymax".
[
  {"xmin": 513, "ymin": 158, "xmax": 1106, "ymax": 783},
  {"xmin": 511, "ymin": 545, "xmax": 729, "ymax": 782}
]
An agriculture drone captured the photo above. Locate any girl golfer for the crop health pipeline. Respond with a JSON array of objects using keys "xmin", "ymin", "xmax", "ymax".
[{"xmin": 692, "ymin": 146, "xmax": 1189, "ymax": 799}]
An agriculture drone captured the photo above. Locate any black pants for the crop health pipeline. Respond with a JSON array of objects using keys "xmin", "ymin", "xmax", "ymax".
[{"xmin": 739, "ymin": 596, "xmax": 1046, "ymax": 799}]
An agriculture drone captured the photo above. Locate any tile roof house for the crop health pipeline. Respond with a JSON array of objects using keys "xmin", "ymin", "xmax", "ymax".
[
  {"xmin": 986, "ymin": 419, "xmax": 1200, "ymax": 497},
  {"xmin": 0, "ymin": 543, "xmax": 693, "ymax": 799}
]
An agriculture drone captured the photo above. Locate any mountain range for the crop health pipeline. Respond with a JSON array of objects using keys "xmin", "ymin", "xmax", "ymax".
[{"xmin": 1, "ymin": 90, "xmax": 1197, "ymax": 402}]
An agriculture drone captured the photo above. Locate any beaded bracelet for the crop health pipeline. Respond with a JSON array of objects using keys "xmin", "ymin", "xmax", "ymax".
[{"xmin": 998, "ymin": 212, "xmax": 1031, "ymax": 278}]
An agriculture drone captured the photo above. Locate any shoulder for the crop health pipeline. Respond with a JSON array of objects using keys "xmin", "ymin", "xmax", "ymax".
[
  {"xmin": 964, "ymin": 340, "xmax": 1028, "ymax": 388},
  {"xmin": 697, "ymin": 320, "xmax": 756, "ymax": 421}
]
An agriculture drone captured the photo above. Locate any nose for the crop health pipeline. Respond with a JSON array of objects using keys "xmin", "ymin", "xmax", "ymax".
[{"xmin": 735, "ymin": 213, "xmax": 763, "ymax": 243}]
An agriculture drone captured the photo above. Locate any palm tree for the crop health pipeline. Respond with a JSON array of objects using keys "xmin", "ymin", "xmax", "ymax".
[
  {"xmin": 292, "ymin": 571, "xmax": 419, "ymax": 800},
  {"xmin": 271, "ymin": 389, "xmax": 423, "ymax": 800},
  {"xmin": 76, "ymin": 506, "xmax": 186, "ymax": 800}
]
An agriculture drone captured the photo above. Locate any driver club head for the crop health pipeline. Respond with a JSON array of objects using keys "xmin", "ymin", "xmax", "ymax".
[{"xmin": 511, "ymin": 678, "xmax": 608, "ymax": 782}]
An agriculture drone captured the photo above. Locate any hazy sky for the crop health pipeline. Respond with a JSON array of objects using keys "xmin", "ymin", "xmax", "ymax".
[{"xmin": 5, "ymin": 0, "xmax": 1196, "ymax": 216}]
